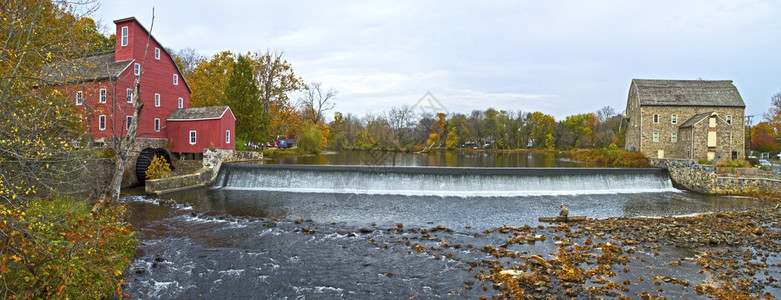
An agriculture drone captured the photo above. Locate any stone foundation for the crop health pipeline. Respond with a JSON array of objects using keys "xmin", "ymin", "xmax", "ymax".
[
  {"xmin": 145, "ymin": 149, "xmax": 263, "ymax": 195},
  {"xmin": 649, "ymin": 158, "xmax": 781, "ymax": 196}
]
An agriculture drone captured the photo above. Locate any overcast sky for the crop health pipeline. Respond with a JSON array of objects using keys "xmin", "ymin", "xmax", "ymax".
[{"xmin": 92, "ymin": 1, "xmax": 780, "ymax": 121}]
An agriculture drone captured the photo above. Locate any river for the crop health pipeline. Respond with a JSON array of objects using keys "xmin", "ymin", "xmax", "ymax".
[{"xmin": 121, "ymin": 150, "xmax": 776, "ymax": 299}]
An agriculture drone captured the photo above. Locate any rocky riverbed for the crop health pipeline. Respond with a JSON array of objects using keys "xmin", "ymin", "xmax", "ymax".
[
  {"xmin": 123, "ymin": 195, "xmax": 780, "ymax": 299},
  {"xmin": 483, "ymin": 206, "xmax": 781, "ymax": 299}
]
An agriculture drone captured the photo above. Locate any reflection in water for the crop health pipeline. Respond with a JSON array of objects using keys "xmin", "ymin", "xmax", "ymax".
[{"xmin": 268, "ymin": 149, "xmax": 595, "ymax": 167}]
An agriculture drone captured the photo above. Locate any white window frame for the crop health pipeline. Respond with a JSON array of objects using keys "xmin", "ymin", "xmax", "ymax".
[
  {"xmin": 76, "ymin": 91, "xmax": 83, "ymax": 105},
  {"xmin": 652, "ymin": 132, "xmax": 659, "ymax": 142},
  {"xmin": 155, "ymin": 93, "xmax": 160, "ymax": 107},
  {"xmin": 121, "ymin": 26, "xmax": 128, "ymax": 47},
  {"xmin": 134, "ymin": 63, "xmax": 140, "ymax": 76},
  {"xmin": 653, "ymin": 114, "xmax": 659, "ymax": 123},
  {"xmin": 178, "ymin": 97, "xmax": 183, "ymax": 108},
  {"xmin": 99, "ymin": 115, "xmax": 106, "ymax": 131},
  {"xmin": 126, "ymin": 115, "xmax": 132, "ymax": 130},
  {"xmin": 126, "ymin": 88, "xmax": 133, "ymax": 103},
  {"xmin": 173, "ymin": 74, "xmax": 178, "ymax": 85},
  {"xmin": 671, "ymin": 133, "xmax": 677, "ymax": 143},
  {"xmin": 671, "ymin": 114, "xmax": 677, "ymax": 124},
  {"xmin": 99, "ymin": 89, "xmax": 106, "ymax": 103},
  {"xmin": 155, "ymin": 47, "xmax": 160, "ymax": 60},
  {"xmin": 154, "ymin": 118, "xmax": 160, "ymax": 132},
  {"xmin": 189, "ymin": 130, "xmax": 197, "ymax": 145},
  {"xmin": 226, "ymin": 130, "xmax": 230, "ymax": 144}
]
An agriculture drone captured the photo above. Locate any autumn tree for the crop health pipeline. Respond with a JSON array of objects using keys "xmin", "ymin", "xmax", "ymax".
[
  {"xmin": 750, "ymin": 122, "xmax": 779, "ymax": 153},
  {"xmin": 526, "ymin": 112, "xmax": 556, "ymax": 148},
  {"xmin": 764, "ymin": 92, "xmax": 781, "ymax": 134},
  {"xmin": 252, "ymin": 50, "xmax": 303, "ymax": 143},
  {"xmin": 188, "ymin": 51, "xmax": 235, "ymax": 107},
  {"xmin": 224, "ymin": 54, "xmax": 264, "ymax": 145},
  {"xmin": 0, "ymin": 1, "xmax": 135, "ymax": 298}
]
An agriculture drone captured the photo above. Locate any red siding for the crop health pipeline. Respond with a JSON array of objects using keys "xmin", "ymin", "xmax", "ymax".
[
  {"xmin": 63, "ymin": 17, "xmax": 234, "ymax": 153},
  {"xmin": 168, "ymin": 109, "xmax": 236, "ymax": 154}
]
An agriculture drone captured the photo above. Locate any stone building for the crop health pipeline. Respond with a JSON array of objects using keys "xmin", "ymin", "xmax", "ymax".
[{"xmin": 623, "ymin": 79, "xmax": 745, "ymax": 161}]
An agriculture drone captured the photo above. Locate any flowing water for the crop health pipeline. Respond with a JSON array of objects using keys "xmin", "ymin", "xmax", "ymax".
[{"xmin": 121, "ymin": 151, "xmax": 776, "ymax": 299}]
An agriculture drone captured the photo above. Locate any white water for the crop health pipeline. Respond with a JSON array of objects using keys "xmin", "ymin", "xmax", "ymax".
[{"xmin": 215, "ymin": 165, "xmax": 678, "ymax": 197}]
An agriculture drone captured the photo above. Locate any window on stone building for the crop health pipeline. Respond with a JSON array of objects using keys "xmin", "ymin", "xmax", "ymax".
[
  {"xmin": 653, "ymin": 132, "xmax": 659, "ymax": 142},
  {"xmin": 671, "ymin": 114, "xmax": 677, "ymax": 124},
  {"xmin": 671, "ymin": 133, "xmax": 677, "ymax": 143},
  {"xmin": 709, "ymin": 117, "xmax": 716, "ymax": 128},
  {"xmin": 726, "ymin": 115, "xmax": 732, "ymax": 125},
  {"xmin": 653, "ymin": 114, "xmax": 659, "ymax": 123}
]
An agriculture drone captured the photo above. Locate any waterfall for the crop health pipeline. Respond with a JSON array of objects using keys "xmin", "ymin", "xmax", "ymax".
[{"xmin": 215, "ymin": 164, "xmax": 677, "ymax": 197}]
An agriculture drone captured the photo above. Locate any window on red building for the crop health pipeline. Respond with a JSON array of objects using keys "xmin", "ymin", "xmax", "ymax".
[
  {"xmin": 99, "ymin": 115, "xmax": 106, "ymax": 131},
  {"xmin": 226, "ymin": 130, "xmax": 230, "ymax": 144},
  {"xmin": 155, "ymin": 93, "xmax": 160, "ymax": 107},
  {"xmin": 189, "ymin": 130, "xmax": 196, "ymax": 145},
  {"xmin": 99, "ymin": 89, "xmax": 106, "ymax": 103},
  {"xmin": 121, "ymin": 26, "xmax": 128, "ymax": 46},
  {"xmin": 76, "ymin": 91, "xmax": 83, "ymax": 105},
  {"xmin": 154, "ymin": 118, "xmax": 160, "ymax": 132},
  {"xmin": 126, "ymin": 89, "xmax": 133, "ymax": 103}
]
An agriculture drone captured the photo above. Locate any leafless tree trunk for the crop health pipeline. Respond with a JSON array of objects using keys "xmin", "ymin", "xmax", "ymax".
[
  {"xmin": 105, "ymin": 9, "xmax": 155, "ymax": 204},
  {"xmin": 299, "ymin": 82, "xmax": 336, "ymax": 125}
]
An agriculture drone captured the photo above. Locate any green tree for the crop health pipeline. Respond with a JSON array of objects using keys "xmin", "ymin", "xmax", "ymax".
[
  {"xmin": 224, "ymin": 54, "xmax": 265, "ymax": 145},
  {"xmin": 251, "ymin": 50, "xmax": 303, "ymax": 143},
  {"xmin": 526, "ymin": 112, "xmax": 556, "ymax": 148}
]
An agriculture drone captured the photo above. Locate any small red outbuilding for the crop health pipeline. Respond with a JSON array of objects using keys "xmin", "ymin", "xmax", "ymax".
[{"xmin": 166, "ymin": 106, "xmax": 236, "ymax": 154}]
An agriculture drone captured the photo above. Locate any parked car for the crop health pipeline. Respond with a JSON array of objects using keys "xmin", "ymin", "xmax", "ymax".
[{"xmin": 758, "ymin": 159, "xmax": 771, "ymax": 167}]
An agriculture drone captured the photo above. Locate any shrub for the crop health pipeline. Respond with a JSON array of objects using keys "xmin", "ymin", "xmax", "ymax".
[
  {"xmin": 715, "ymin": 159, "xmax": 751, "ymax": 168},
  {"xmin": 145, "ymin": 156, "xmax": 171, "ymax": 180},
  {"xmin": 572, "ymin": 148, "xmax": 650, "ymax": 168},
  {"xmin": 0, "ymin": 198, "xmax": 137, "ymax": 298},
  {"xmin": 297, "ymin": 123, "xmax": 323, "ymax": 153}
]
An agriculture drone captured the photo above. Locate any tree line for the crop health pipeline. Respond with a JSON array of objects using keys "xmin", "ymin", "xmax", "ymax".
[
  {"xmin": 327, "ymin": 106, "xmax": 625, "ymax": 151},
  {"xmin": 749, "ymin": 92, "xmax": 781, "ymax": 153},
  {"xmin": 171, "ymin": 49, "xmax": 336, "ymax": 151},
  {"xmin": 170, "ymin": 48, "xmax": 627, "ymax": 153}
]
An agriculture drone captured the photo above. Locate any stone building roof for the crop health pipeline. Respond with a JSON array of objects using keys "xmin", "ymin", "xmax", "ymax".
[
  {"xmin": 633, "ymin": 79, "xmax": 745, "ymax": 107},
  {"xmin": 167, "ymin": 106, "xmax": 233, "ymax": 121},
  {"xmin": 42, "ymin": 51, "xmax": 133, "ymax": 84},
  {"xmin": 678, "ymin": 112, "xmax": 715, "ymax": 128}
]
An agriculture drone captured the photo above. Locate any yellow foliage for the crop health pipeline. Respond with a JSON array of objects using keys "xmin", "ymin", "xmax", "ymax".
[{"xmin": 145, "ymin": 156, "xmax": 171, "ymax": 180}]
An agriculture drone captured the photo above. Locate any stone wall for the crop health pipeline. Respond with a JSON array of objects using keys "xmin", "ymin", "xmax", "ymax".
[
  {"xmin": 649, "ymin": 158, "xmax": 781, "ymax": 196},
  {"xmin": 145, "ymin": 149, "xmax": 263, "ymax": 195},
  {"xmin": 638, "ymin": 107, "xmax": 743, "ymax": 160}
]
